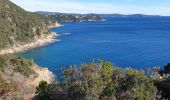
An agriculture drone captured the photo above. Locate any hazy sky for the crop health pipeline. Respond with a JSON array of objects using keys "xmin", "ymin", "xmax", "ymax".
[{"xmin": 10, "ymin": 0, "xmax": 170, "ymax": 16}]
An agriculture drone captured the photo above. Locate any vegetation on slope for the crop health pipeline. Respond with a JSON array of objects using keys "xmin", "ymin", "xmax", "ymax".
[
  {"xmin": 0, "ymin": 55, "xmax": 35, "ymax": 77},
  {"xmin": 0, "ymin": 0, "xmax": 55, "ymax": 49},
  {"xmin": 0, "ymin": 0, "xmax": 56, "ymax": 99},
  {"xmin": 156, "ymin": 63, "xmax": 170, "ymax": 99},
  {"xmin": 0, "ymin": 55, "xmax": 55, "ymax": 100},
  {"xmin": 35, "ymin": 60, "xmax": 159, "ymax": 100},
  {"xmin": 0, "ymin": 55, "xmax": 37, "ymax": 99}
]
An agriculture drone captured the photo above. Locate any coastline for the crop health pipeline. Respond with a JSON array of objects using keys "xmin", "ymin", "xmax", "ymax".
[
  {"xmin": 48, "ymin": 22, "xmax": 63, "ymax": 28},
  {"xmin": 0, "ymin": 23, "xmax": 62, "ymax": 55},
  {"xmin": 0, "ymin": 23, "xmax": 60, "ymax": 99},
  {"xmin": 17, "ymin": 64, "xmax": 55, "ymax": 100}
]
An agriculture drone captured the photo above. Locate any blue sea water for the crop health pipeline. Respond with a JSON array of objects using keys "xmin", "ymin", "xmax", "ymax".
[{"xmin": 17, "ymin": 17, "xmax": 170, "ymax": 76}]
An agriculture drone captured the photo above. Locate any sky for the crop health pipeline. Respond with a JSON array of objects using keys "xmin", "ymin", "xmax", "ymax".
[{"xmin": 10, "ymin": 0, "xmax": 170, "ymax": 16}]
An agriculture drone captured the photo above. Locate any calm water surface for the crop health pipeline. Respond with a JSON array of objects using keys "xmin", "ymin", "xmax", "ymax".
[{"xmin": 17, "ymin": 17, "xmax": 170, "ymax": 76}]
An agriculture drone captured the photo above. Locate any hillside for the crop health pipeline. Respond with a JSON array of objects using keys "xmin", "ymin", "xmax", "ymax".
[
  {"xmin": 0, "ymin": 55, "xmax": 55, "ymax": 99},
  {"xmin": 0, "ymin": 0, "xmax": 56, "ymax": 99},
  {"xmin": 0, "ymin": 0, "xmax": 57, "ymax": 53}
]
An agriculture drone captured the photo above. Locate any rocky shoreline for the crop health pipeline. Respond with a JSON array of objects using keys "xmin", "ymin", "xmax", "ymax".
[
  {"xmin": 0, "ymin": 22, "xmax": 60, "ymax": 99},
  {"xmin": 0, "ymin": 23, "xmax": 62, "ymax": 55},
  {"xmin": 22, "ymin": 65, "xmax": 55, "ymax": 100},
  {"xmin": 48, "ymin": 22, "xmax": 63, "ymax": 28},
  {"xmin": 0, "ymin": 32, "xmax": 58, "ymax": 55}
]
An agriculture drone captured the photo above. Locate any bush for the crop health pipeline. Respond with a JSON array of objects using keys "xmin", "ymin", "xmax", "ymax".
[
  {"xmin": 11, "ymin": 57, "xmax": 36, "ymax": 76},
  {"xmin": 35, "ymin": 80, "xmax": 55, "ymax": 100},
  {"xmin": 36, "ymin": 60, "xmax": 157, "ymax": 100},
  {"xmin": 0, "ymin": 55, "xmax": 36, "ymax": 77},
  {"xmin": 164, "ymin": 63, "xmax": 170, "ymax": 74}
]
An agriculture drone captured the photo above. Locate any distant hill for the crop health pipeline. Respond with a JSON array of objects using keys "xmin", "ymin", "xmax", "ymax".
[
  {"xmin": 99, "ymin": 14, "xmax": 162, "ymax": 18},
  {"xmin": 0, "ymin": 0, "xmax": 55, "ymax": 50},
  {"xmin": 35, "ymin": 11, "xmax": 102, "ymax": 22},
  {"xmin": 35, "ymin": 11, "xmax": 164, "ymax": 22}
]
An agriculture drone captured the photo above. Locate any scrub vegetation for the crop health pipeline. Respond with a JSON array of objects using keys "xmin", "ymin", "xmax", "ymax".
[
  {"xmin": 0, "ymin": 0, "xmax": 55, "ymax": 49},
  {"xmin": 35, "ymin": 60, "xmax": 170, "ymax": 100}
]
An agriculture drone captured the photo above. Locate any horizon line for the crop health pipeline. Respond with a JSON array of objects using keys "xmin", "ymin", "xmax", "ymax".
[{"xmin": 34, "ymin": 11, "xmax": 170, "ymax": 17}]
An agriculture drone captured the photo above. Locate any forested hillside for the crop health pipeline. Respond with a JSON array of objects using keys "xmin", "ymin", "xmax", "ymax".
[
  {"xmin": 0, "ymin": 0, "xmax": 56, "ymax": 99},
  {"xmin": 0, "ymin": 0, "xmax": 55, "ymax": 49}
]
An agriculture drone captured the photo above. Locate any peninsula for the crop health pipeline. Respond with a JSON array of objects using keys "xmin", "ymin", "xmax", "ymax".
[{"xmin": 35, "ymin": 11, "xmax": 102, "ymax": 22}]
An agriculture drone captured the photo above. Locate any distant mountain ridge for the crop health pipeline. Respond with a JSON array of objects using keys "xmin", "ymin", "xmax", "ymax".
[
  {"xmin": 35, "ymin": 11, "xmax": 167, "ymax": 22},
  {"xmin": 99, "ymin": 14, "xmax": 162, "ymax": 17}
]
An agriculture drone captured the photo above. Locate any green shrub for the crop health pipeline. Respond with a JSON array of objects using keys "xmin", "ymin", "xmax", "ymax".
[
  {"xmin": 0, "ymin": 55, "xmax": 36, "ymax": 77},
  {"xmin": 36, "ymin": 60, "xmax": 157, "ymax": 100},
  {"xmin": 35, "ymin": 80, "xmax": 55, "ymax": 100},
  {"xmin": 0, "ymin": 82, "xmax": 14, "ymax": 92}
]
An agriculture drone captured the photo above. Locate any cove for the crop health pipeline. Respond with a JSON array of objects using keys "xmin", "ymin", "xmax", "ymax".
[{"xmin": 17, "ymin": 17, "xmax": 170, "ymax": 77}]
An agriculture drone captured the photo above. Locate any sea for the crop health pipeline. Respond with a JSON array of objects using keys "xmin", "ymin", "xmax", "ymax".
[{"xmin": 17, "ymin": 16, "xmax": 170, "ymax": 77}]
